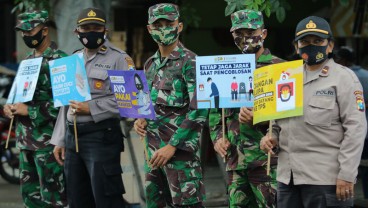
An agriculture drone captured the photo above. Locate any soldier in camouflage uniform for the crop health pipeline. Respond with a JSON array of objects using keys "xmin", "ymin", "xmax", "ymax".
[
  {"xmin": 133, "ymin": 3, "xmax": 207, "ymax": 207},
  {"xmin": 3, "ymin": 10, "xmax": 67, "ymax": 208},
  {"xmin": 209, "ymin": 9, "xmax": 283, "ymax": 208}
]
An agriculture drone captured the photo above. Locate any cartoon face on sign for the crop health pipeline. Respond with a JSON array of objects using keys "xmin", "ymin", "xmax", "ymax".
[
  {"xmin": 276, "ymin": 77, "xmax": 296, "ymax": 112},
  {"xmin": 278, "ymin": 82, "xmax": 293, "ymax": 102}
]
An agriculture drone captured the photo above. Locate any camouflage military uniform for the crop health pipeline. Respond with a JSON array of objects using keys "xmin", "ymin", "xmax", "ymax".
[
  {"xmin": 144, "ymin": 40, "xmax": 207, "ymax": 207},
  {"xmin": 13, "ymin": 11, "xmax": 68, "ymax": 208},
  {"xmin": 209, "ymin": 9, "xmax": 283, "ymax": 208},
  {"xmin": 143, "ymin": 4, "xmax": 207, "ymax": 207},
  {"xmin": 145, "ymin": 8, "xmax": 208, "ymax": 207}
]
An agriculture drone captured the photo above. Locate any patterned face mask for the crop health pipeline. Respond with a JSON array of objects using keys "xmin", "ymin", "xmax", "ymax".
[
  {"xmin": 298, "ymin": 44, "xmax": 328, "ymax": 66},
  {"xmin": 233, "ymin": 31, "xmax": 264, "ymax": 54},
  {"xmin": 149, "ymin": 25, "xmax": 180, "ymax": 46}
]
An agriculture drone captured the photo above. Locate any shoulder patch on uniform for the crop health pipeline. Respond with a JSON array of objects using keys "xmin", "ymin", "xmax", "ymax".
[
  {"xmin": 125, "ymin": 57, "xmax": 135, "ymax": 70},
  {"xmin": 354, "ymin": 91, "xmax": 365, "ymax": 112}
]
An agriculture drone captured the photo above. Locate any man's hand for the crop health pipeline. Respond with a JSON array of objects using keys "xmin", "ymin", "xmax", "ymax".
[
  {"xmin": 336, "ymin": 179, "xmax": 354, "ymax": 201},
  {"xmin": 214, "ymin": 138, "xmax": 230, "ymax": 158},
  {"xmin": 150, "ymin": 144, "xmax": 176, "ymax": 168},
  {"xmin": 69, "ymin": 100, "xmax": 90, "ymax": 115},
  {"xmin": 260, "ymin": 135, "xmax": 278, "ymax": 155},
  {"xmin": 4, "ymin": 103, "xmax": 29, "ymax": 117},
  {"xmin": 3, "ymin": 104, "xmax": 14, "ymax": 119},
  {"xmin": 239, "ymin": 107, "xmax": 253, "ymax": 124},
  {"xmin": 53, "ymin": 146, "xmax": 65, "ymax": 166},
  {"xmin": 134, "ymin": 118, "xmax": 147, "ymax": 137}
]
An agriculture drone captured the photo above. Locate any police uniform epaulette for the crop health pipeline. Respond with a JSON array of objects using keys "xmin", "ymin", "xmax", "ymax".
[
  {"xmin": 335, "ymin": 62, "xmax": 360, "ymax": 83},
  {"xmin": 99, "ymin": 45, "xmax": 108, "ymax": 52},
  {"xmin": 72, "ymin": 48, "xmax": 83, "ymax": 54},
  {"xmin": 108, "ymin": 45, "xmax": 126, "ymax": 54}
]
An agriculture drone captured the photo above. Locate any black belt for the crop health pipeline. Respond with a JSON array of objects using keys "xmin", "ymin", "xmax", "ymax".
[{"xmin": 67, "ymin": 118, "xmax": 120, "ymax": 135}]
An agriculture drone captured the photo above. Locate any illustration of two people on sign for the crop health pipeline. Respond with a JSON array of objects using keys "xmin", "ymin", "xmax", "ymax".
[
  {"xmin": 230, "ymin": 76, "xmax": 253, "ymax": 102},
  {"xmin": 132, "ymin": 73, "xmax": 151, "ymax": 115},
  {"xmin": 23, "ymin": 80, "xmax": 32, "ymax": 97},
  {"xmin": 276, "ymin": 71, "xmax": 295, "ymax": 112}
]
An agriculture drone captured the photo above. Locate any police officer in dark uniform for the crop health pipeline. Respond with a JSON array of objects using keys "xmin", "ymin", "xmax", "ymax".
[{"xmin": 51, "ymin": 7, "xmax": 135, "ymax": 208}]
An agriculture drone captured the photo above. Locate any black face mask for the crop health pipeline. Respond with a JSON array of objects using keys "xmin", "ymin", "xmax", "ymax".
[
  {"xmin": 298, "ymin": 45, "xmax": 328, "ymax": 65},
  {"xmin": 77, "ymin": 31, "xmax": 105, "ymax": 49},
  {"xmin": 22, "ymin": 28, "xmax": 45, "ymax": 48}
]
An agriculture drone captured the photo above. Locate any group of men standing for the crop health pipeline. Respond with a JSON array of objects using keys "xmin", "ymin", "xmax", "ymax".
[{"xmin": 3, "ymin": 2, "xmax": 367, "ymax": 208}]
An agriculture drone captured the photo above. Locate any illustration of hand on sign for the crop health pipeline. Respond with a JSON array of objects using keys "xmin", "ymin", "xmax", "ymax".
[
  {"xmin": 75, "ymin": 60, "xmax": 90, "ymax": 100},
  {"xmin": 276, "ymin": 71, "xmax": 296, "ymax": 112},
  {"xmin": 132, "ymin": 73, "xmax": 151, "ymax": 115}
]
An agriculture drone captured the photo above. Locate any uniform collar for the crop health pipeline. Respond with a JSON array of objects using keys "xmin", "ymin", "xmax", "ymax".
[
  {"xmin": 151, "ymin": 41, "xmax": 185, "ymax": 68},
  {"xmin": 27, "ymin": 41, "xmax": 58, "ymax": 59},
  {"xmin": 304, "ymin": 59, "xmax": 332, "ymax": 84},
  {"xmin": 318, "ymin": 59, "xmax": 332, "ymax": 77},
  {"xmin": 153, "ymin": 41, "xmax": 184, "ymax": 61},
  {"xmin": 97, "ymin": 40, "xmax": 111, "ymax": 55},
  {"xmin": 257, "ymin": 48, "xmax": 273, "ymax": 63}
]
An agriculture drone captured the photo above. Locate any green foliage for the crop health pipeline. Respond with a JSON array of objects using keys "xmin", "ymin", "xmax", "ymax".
[
  {"xmin": 11, "ymin": 0, "xmax": 50, "ymax": 14},
  {"xmin": 224, "ymin": 0, "xmax": 291, "ymax": 22},
  {"xmin": 180, "ymin": 2, "xmax": 201, "ymax": 28},
  {"xmin": 339, "ymin": 0, "xmax": 349, "ymax": 6}
]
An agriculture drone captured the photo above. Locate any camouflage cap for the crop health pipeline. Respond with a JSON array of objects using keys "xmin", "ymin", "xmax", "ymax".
[
  {"xmin": 15, "ymin": 10, "xmax": 48, "ymax": 31},
  {"xmin": 148, "ymin": 3, "xmax": 180, "ymax": 24},
  {"xmin": 230, "ymin": 9, "xmax": 264, "ymax": 32}
]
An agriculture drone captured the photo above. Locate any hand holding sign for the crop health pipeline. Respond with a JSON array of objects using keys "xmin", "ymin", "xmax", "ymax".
[
  {"xmin": 69, "ymin": 100, "xmax": 90, "ymax": 115},
  {"xmin": 238, "ymin": 107, "xmax": 253, "ymax": 125},
  {"xmin": 5, "ymin": 57, "xmax": 43, "ymax": 148},
  {"xmin": 49, "ymin": 54, "xmax": 91, "ymax": 152}
]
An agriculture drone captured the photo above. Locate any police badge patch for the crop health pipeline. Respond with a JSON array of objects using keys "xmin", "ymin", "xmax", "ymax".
[
  {"xmin": 94, "ymin": 80, "xmax": 104, "ymax": 90},
  {"xmin": 354, "ymin": 91, "xmax": 365, "ymax": 112},
  {"xmin": 125, "ymin": 57, "xmax": 135, "ymax": 70}
]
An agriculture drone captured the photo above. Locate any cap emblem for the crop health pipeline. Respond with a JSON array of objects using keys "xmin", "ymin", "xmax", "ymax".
[
  {"xmin": 306, "ymin": 20, "xmax": 316, "ymax": 29},
  {"xmin": 88, "ymin": 10, "xmax": 96, "ymax": 17}
]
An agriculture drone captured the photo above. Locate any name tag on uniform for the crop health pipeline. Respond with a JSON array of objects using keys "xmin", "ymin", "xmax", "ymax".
[
  {"xmin": 314, "ymin": 88, "xmax": 335, "ymax": 97},
  {"xmin": 94, "ymin": 63, "xmax": 112, "ymax": 69}
]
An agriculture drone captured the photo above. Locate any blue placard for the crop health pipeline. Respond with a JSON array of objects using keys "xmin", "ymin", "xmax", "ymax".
[
  {"xmin": 49, "ymin": 54, "xmax": 91, "ymax": 107},
  {"xmin": 196, "ymin": 54, "xmax": 256, "ymax": 109},
  {"xmin": 7, "ymin": 57, "xmax": 43, "ymax": 104}
]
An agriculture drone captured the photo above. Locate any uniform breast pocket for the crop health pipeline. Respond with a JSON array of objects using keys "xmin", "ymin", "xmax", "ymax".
[
  {"xmin": 305, "ymin": 96, "xmax": 335, "ymax": 127},
  {"xmin": 156, "ymin": 77, "xmax": 185, "ymax": 107},
  {"xmin": 89, "ymin": 69, "xmax": 109, "ymax": 93}
]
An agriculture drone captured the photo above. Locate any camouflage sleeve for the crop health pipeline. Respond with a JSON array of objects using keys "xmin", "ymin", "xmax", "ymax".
[
  {"xmin": 27, "ymin": 101, "xmax": 59, "ymax": 127},
  {"xmin": 27, "ymin": 51, "xmax": 67, "ymax": 127},
  {"xmin": 168, "ymin": 58, "xmax": 209, "ymax": 152},
  {"xmin": 208, "ymin": 108, "xmax": 223, "ymax": 144}
]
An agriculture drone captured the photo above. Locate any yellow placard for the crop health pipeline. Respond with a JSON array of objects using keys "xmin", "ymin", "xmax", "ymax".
[{"xmin": 253, "ymin": 60, "xmax": 304, "ymax": 124}]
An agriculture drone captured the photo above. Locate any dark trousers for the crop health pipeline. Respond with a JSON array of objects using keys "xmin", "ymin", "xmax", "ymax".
[
  {"xmin": 231, "ymin": 90, "xmax": 238, "ymax": 100},
  {"xmin": 361, "ymin": 166, "xmax": 368, "ymax": 198},
  {"xmin": 64, "ymin": 119, "xmax": 125, "ymax": 208},
  {"xmin": 278, "ymin": 178, "xmax": 353, "ymax": 208},
  {"xmin": 214, "ymin": 96, "xmax": 219, "ymax": 108},
  {"xmin": 248, "ymin": 89, "xmax": 253, "ymax": 101}
]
